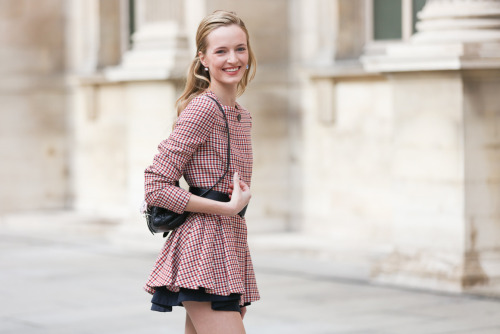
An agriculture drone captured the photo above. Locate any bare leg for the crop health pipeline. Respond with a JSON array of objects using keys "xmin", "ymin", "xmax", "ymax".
[
  {"xmin": 183, "ymin": 301, "xmax": 246, "ymax": 334},
  {"xmin": 185, "ymin": 312, "xmax": 197, "ymax": 334}
]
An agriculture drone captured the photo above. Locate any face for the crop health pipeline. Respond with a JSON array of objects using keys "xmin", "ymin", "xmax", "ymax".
[{"xmin": 199, "ymin": 24, "xmax": 249, "ymax": 90}]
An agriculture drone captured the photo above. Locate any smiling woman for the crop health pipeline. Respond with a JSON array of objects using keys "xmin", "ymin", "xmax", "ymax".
[
  {"xmin": 175, "ymin": 11, "xmax": 257, "ymax": 117},
  {"xmin": 143, "ymin": 10, "xmax": 259, "ymax": 334},
  {"xmin": 199, "ymin": 25, "xmax": 249, "ymax": 96}
]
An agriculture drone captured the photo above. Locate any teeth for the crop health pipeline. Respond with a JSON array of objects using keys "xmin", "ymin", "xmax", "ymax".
[{"xmin": 225, "ymin": 67, "xmax": 239, "ymax": 72}]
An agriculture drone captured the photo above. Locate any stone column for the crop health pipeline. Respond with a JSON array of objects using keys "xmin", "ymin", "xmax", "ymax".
[
  {"xmin": 105, "ymin": 0, "xmax": 190, "ymax": 81},
  {"xmin": 413, "ymin": 0, "xmax": 500, "ymax": 43},
  {"xmin": 68, "ymin": 0, "xmax": 194, "ymax": 251},
  {"xmin": 362, "ymin": 0, "xmax": 500, "ymax": 295},
  {"xmin": 0, "ymin": 0, "xmax": 68, "ymax": 213}
]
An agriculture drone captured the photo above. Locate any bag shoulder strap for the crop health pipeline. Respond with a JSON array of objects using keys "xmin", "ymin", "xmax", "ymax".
[{"xmin": 203, "ymin": 95, "xmax": 230, "ymax": 193}]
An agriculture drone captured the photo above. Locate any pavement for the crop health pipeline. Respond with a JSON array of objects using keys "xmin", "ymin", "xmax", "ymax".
[{"xmin": 1, "ymin": 211, "xmax": 500, "ymax": 334}]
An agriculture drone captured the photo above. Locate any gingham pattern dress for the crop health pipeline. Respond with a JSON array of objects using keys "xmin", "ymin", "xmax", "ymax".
[{"xmin": 143, "ymin": 91, "xmax": 260, "ymax": 306}]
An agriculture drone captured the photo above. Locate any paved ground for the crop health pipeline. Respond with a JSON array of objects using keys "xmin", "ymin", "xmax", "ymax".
[{"xmin": 1, "ymin": 213, "xmax": 500, "ymax": 334}]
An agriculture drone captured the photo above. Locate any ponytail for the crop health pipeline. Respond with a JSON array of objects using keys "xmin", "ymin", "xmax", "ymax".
[{"xmin": 175, "ymin": 55, "xmax": 211, "ymax": 116}]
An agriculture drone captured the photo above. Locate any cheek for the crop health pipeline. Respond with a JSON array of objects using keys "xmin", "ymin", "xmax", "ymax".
[
  {"xmin": 241, "ymin": 54, "xmax": 249, "ymax": 64},
  {"xmin": 210, "ymin": 57, "xmax": 224, "ymax": 68}
]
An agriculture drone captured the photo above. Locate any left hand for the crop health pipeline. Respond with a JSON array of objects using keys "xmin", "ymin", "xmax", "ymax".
[
  {"xmin": 225, "ymin": 172, "xmax": 251, "ymax": 216},
  {"xmin": 228, "ymin": 178, "xmax": 247, "ymax": 199},
  {"xmin": 240, "ymin": 306, "xmax": 247, "ymax": 319}
]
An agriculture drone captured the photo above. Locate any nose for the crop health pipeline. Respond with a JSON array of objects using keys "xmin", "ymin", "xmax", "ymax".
[{"xmin": 227, "ymin": 50, "xmax": 237, "ymax": 64}]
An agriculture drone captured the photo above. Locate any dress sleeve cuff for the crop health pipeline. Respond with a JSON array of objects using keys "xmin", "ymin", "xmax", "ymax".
[
  {"xmin": 146, "ymin": 185, "xmax": 192, "ymax": 214},
  {"xmin": 165, "ymin": 186, "xmax": 191, "ymax": 214}
]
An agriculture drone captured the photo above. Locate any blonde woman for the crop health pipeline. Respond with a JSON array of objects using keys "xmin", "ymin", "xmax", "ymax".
[{"xmin": 143, "ymin": 10, "xmax": 259, "ymax": 334}]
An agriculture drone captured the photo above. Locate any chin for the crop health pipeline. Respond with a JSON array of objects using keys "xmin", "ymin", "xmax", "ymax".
[{"xmin": 214, "ymin": 77, "xmax": 244, "ymax": 87}]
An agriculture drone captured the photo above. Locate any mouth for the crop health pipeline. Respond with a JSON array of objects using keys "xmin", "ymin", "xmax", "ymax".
[{"xmin": 223, "ymin": 66, "xmax": 241, "ymax": 74}]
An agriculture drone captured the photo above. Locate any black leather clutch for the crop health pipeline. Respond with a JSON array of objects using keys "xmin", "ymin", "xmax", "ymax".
[{"xmin": 145, "ymin": 205, "xmax": 190, "ymax": 234}]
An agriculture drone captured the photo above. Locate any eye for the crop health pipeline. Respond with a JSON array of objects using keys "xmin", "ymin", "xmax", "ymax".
[
  {"xmin": 237, "ymin": 47, "xmax": 247, "ymax": 52},
  {"xmin": 215, "ymin": 49, "xmax": 225, "ymax": 54}
]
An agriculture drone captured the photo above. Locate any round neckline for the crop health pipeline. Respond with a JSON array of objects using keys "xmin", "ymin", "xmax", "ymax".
[{"xmin": 205, "ymin": 91, "xmax": 240, "ymax": 111}]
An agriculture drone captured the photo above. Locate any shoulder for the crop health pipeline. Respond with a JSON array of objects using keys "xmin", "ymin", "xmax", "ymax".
[
  {"xmin": 177, "ymin": 94, "xmax": 220, "ymax": 128},
  {"xmin": 183, "ymin": 95, "xmax": 219, "ymax": 118}
]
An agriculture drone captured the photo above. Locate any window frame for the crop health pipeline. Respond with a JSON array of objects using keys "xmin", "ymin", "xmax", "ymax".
[{"xmin": 365, "ymin": 0, "xmax": 421, "ymax": 51}]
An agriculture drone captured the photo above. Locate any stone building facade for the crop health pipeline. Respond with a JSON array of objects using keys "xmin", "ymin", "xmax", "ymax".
[{"xmin": 1, "ymin": 0, "xmax": 499, "ymax": 296}]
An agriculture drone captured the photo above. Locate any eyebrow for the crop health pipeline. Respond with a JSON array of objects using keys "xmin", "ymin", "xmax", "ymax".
[{"xmin": 213, "ymin": 43, "xmax": 247, "ymax": 50}]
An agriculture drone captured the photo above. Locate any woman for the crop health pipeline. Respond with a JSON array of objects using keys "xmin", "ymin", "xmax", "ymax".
[{"xmin": 143, "ymin": 10, "xmax": 259, "ymax": 334}]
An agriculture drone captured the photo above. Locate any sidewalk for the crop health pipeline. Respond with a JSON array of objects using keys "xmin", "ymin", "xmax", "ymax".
[{"xmin": 1, "ymin": 212, "xmax": 500, "ymax": 334}]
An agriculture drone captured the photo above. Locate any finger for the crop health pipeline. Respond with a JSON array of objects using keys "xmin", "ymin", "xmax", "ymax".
[
  {"xmin": 233, "ymin": 172, "xmax": 240, "ymax": 191},
  {"xmin": 240, "ymin": 180, "xmax": 249, "ymax": 191}
]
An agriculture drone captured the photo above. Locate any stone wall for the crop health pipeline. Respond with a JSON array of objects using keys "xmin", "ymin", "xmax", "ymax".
[
  {"xmin": 463, "ymin": 70, "xmax": 500, "ymax": 293},
  {"xmin": 303, "ymin": 75, "xmax": 393, "ymax": 245},
  {"xmin": 372, "ymin": 72, "xmax": 467, "ymax": 292},
  {"xmin": 70, "ymin": 80, "xmax": 182, "ymax": 217},
  {"xmin": 355, "ymin": 0, "xmax": 500, "ymax": 295},
  {"xmin": 0, "ymin": 0, "xmax": 68, "ymax": 212}
]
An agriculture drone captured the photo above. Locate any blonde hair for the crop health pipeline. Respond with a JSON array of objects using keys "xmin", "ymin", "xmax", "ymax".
[{"xmin": 175, "ymin": 10, "xmax": 257, "ymax": 116}]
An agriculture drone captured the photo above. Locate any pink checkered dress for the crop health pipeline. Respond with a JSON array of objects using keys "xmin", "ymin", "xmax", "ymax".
[{"xmin": 143, "ymin": 91, "xmax": 260, "ymax": 306}]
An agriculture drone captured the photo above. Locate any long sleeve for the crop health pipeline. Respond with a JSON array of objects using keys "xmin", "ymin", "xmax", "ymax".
[{"xmin": 144, "ymin": 96, "xmax": 219, "ymax": 213}]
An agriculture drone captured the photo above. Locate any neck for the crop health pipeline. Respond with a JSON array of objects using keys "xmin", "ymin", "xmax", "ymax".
[{"xmin": 208, "ymin": 84, "xmax": 237, "ymax": 107}]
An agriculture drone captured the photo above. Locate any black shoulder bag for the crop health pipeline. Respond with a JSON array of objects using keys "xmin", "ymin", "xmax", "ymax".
[{"xmin": 145, "ymin": 96, "xmax": 230, "ymax": 235}]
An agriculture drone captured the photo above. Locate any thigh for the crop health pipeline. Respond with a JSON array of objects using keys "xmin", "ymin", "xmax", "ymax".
[
  {"xmin": 185, "ymin": 312, "xmax": 197, "ymax": 334},
  {"xmin": 183, "ymin": 301, "xmax": 246, "ymax": 334}
]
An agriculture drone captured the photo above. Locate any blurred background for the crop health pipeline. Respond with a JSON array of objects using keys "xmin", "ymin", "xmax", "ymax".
[{"xmin": 1, "ymin": 0, "xmax": 500, "ymax": 302}]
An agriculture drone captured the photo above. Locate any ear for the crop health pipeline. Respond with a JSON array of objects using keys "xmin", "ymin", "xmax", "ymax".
[{"xmin": 198, "ymin": 51, "xmax": 206, "ymax": 67}]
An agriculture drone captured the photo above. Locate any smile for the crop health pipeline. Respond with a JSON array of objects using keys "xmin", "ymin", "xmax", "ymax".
[{"xmin": 223, "ymin": 67, "xmax": 241, "ymax": 73}]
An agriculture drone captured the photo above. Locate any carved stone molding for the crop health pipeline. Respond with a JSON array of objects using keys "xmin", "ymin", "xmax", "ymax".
[
  {"xmin": 105, "ymin": 0, "xmax": 189, "ymax": 81},
  {"xmin": 413, "ymin": 0, "xmax": 500, "ymax": 43},
  {"xmin": 362, "ymin": 0, "xmax": 500, "ymax": 72}
]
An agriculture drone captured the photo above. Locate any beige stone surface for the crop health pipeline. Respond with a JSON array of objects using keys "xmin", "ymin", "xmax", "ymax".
[
  {"xmin": 0, "ymin": 0, "xmax": 67, "ymax": 212},
  {"xmin": 463, "ymin": 70, "xmax": 500, "ymax": 294},
  {"xmin": 70, "ymin": 81, "xmax": 180, "ymax": 215},
  {"xmin": 303, "ymin": 77, "xmax": 393, "ymax": 242}
]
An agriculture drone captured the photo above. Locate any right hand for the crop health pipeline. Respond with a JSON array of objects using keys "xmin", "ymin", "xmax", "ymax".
[{"xmin": 227, "ymin": 172, "xmax": 251, "ymax": 216}]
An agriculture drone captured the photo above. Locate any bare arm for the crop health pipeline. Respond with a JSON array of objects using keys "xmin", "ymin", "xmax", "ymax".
[{"xmin": 184, "ymin": 172, "xmax": 251, "ymax": 216}]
